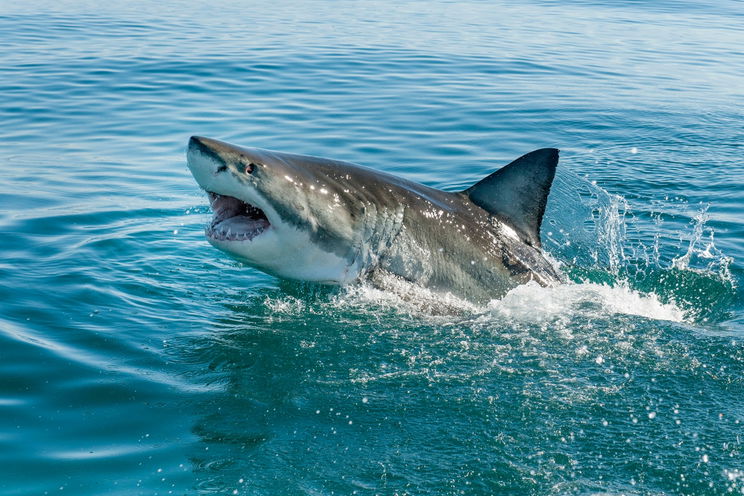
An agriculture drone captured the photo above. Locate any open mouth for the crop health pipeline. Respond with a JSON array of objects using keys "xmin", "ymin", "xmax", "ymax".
[{"xmin": 206, "ymin": 192, "xmax": 270, "ymax": 242}]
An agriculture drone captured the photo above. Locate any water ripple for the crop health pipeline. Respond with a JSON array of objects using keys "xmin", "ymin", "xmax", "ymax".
[{"xmin": 0, "ymin": 1, "xmax": 742, "ymax": 494}]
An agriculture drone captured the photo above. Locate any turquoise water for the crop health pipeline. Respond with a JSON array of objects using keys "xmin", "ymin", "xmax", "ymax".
[{"xmin": 1, "ymin": 1, "xmax": 743, "ymax": 494}]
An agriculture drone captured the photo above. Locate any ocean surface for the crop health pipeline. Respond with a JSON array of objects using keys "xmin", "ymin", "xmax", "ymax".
[{"xmin": 1, "ymin": 1, "xmax": 742, "ymax": 494}]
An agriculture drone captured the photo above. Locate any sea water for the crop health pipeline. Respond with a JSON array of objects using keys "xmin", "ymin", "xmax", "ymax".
[{"xmin": 0, "ymin": 1, "xmax": 742, "ymax": 494}]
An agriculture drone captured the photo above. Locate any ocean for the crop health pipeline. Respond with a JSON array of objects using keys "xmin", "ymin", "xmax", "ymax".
[{"xmin": 0, "ymin": 1, "xmax": 742, "ymax": 494}]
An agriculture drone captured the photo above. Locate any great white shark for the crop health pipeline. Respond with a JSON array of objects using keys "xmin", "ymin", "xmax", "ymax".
[{"xmin": 187, "ymin": 136, "xmax": 563, "ymax": 302}]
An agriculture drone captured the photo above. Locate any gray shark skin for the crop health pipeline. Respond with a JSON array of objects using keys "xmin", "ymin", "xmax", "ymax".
[{"xmin": 187, "ymin": 136, "xmax": 563, "ymax": 303}]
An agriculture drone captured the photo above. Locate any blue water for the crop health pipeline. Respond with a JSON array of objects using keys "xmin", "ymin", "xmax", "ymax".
[{"xmin": 1, "ymin": 1, "xmax": 743, "ymax": 494}]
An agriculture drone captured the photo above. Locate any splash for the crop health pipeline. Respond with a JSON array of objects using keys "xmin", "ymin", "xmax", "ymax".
[
  {"xmin": 594, "ymin": 192, "xmax": 629, "ymax": 274},
  {"xmin": 262, "ymin": 275, "xmax": 686, "ymax": 325},
  {"xmin": 260, "ymin": 275, "xmax": 477, "ymax": 320},
  {"xmin": 487, "ymin": 280, "xmax": 686, "ymax": 323},
  {"xmin": 545, "ymin": 169, "xmax": 737, "ymax": 324},
  {"xmin": 671, "ymin": 204, "xmax": 733, "ymax": 280}
]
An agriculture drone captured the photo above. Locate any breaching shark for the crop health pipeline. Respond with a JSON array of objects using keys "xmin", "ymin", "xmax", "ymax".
[{"xmin": 187, "ymin": 136, "xmax": 563, "ymax": 302}]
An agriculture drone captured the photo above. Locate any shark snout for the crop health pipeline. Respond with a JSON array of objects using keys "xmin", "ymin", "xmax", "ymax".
[
  {"xmin": 186, "ymin": 136, "xmax": 232, "ymax": 191},
  {"xmin": 188, "ymin": 135, "xmax": 227, "ymax": 162},
  {"xmin": 189, "ymin": 135, "xmax": 207, "ymax": 148},
  {"xmin": 188, "ymin": 136, "xmax": 264, "ymax": 174},
  {"xmin": 189, "ymin": 135, "xmax": 217, "ymax": 150}
]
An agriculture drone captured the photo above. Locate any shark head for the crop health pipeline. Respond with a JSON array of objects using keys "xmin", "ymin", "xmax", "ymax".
[{"xmin": 187, "ymin": 136, "xmax": 370, "ymax": 283}]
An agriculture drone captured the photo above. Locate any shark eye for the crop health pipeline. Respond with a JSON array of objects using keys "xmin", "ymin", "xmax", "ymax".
[{"xmin": 244, "ymin": 163, "xmax": 256, "ymax": 175}]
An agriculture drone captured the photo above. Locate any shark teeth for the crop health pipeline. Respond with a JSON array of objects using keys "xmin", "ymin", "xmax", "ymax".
[
  {"xmin": 205, "ymin": 222, "xmax": 268, "ymax": 242},
  {"xmin": 205, "ymin": 192, "xmax": 271, "ymax": 242}
]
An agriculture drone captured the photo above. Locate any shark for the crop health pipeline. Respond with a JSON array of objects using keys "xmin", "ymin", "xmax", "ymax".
[{"xmin": 186, "ymin": 136, "xmax": 563, "ymax": 303}]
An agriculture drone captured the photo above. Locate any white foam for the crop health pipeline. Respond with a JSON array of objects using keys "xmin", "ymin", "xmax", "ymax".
[
  {"xmin": 487, "ymin": 280, "xmax": 686, "ymax": 323},
  {"xmin": 261, "ymin": 276, "xmax": 687, "ymax": 324},
  {"xmin": 329, "ymin": 274, "xmax": 479, "ymax": 316}
]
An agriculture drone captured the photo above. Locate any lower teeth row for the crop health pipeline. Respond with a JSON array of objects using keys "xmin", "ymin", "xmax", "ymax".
[{"xmin": 206, "ymin": 225, "xmax": 260, "ymax": 241}]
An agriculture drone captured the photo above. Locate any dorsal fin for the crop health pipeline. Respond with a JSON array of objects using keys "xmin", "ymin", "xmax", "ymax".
[{"xmin": 463, "ymin": 148, "xmax": 559, "ymax": 248}]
